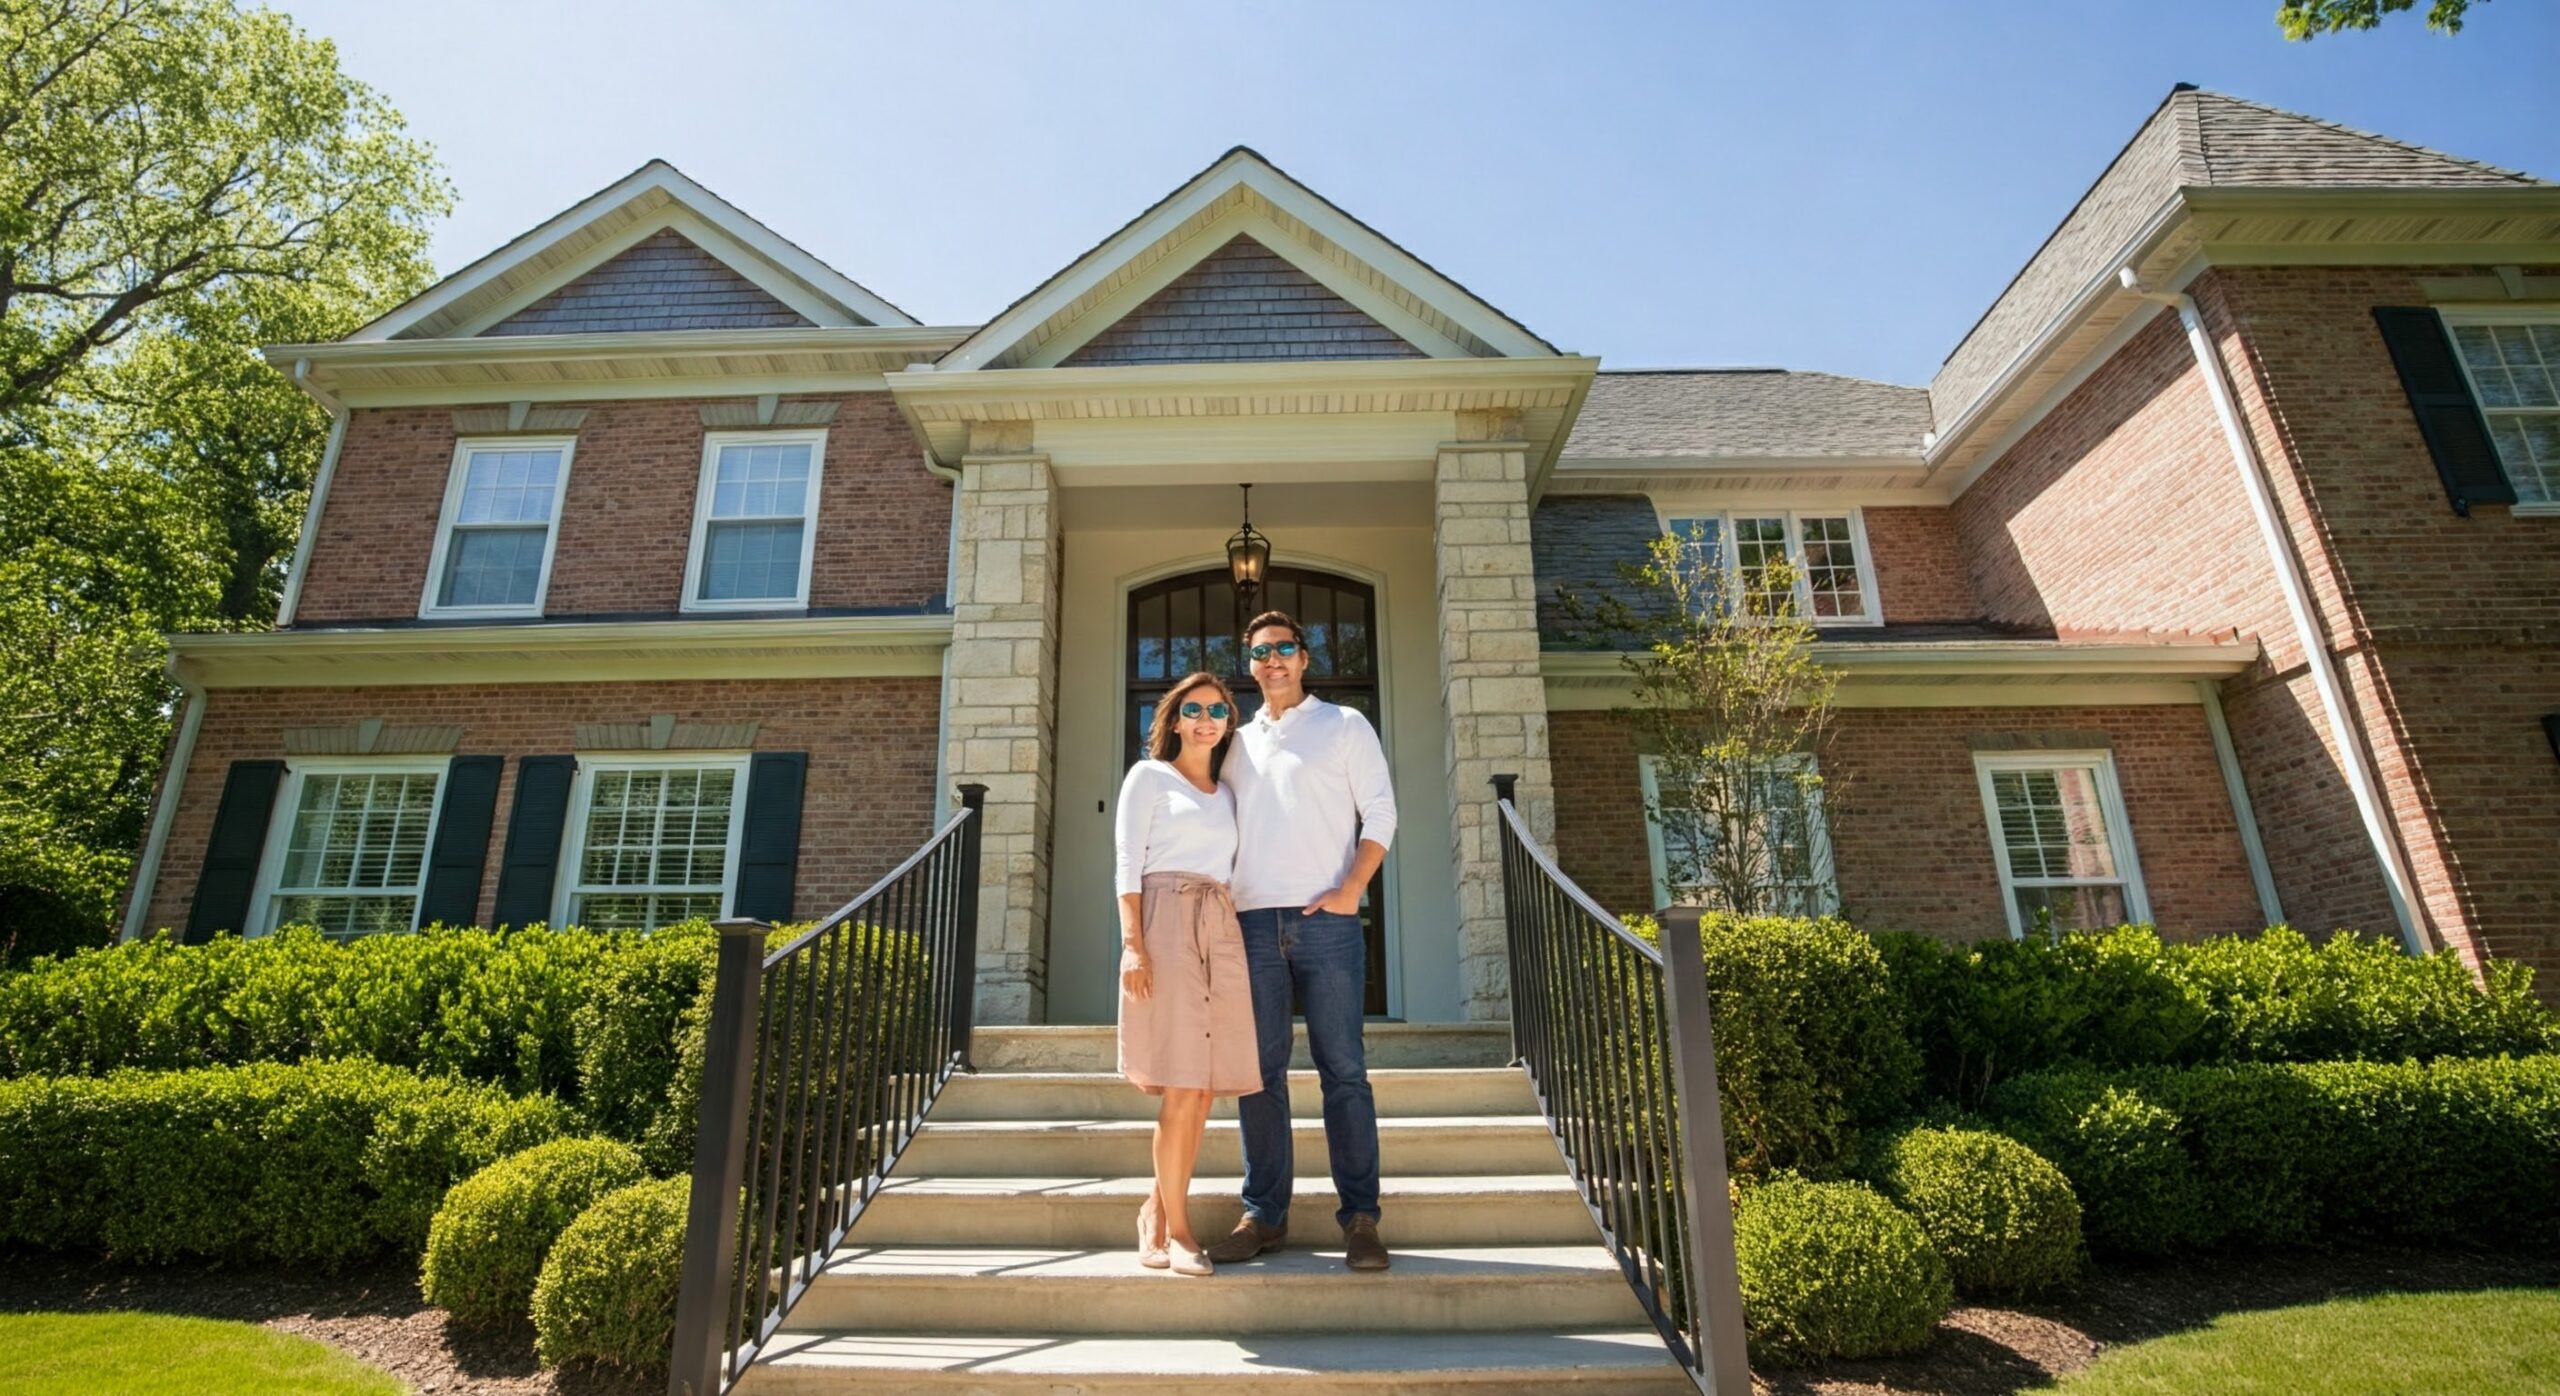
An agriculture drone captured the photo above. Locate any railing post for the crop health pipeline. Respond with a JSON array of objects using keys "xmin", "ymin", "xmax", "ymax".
[
  {"xmin": 947, "ymin": 784, "xmax": 988, "ymax": 1072},
  {"xmin": 668, "ymin": 918, "xmax": 770, "ymax": 1396},
  {"xmin": 1656, "ymin": 909, "xmax": 1752, "ymax": 1395},
  {"xmin": 1489, "ymin": 773, "xmax": 1520, "ymax": 1067}
]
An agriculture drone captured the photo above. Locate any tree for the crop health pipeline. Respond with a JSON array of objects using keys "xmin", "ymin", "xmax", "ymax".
[{"xmin": 2278, "ymin": 0, "xmax": 2482, "ymax": 40}]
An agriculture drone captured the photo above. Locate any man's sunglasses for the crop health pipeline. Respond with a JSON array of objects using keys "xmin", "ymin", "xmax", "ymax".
[
  {"xmin": 1178, "ymin": 701, "xmax": 1233, "ymax": 721},
  {"xmin": 1246, "ymin": 640, "xmax": 1303, "ymax": 661}
]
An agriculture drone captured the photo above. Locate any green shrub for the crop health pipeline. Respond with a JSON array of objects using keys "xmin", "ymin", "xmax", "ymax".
[
  {"xmin": 532, "ymin": 1175, "xmax": 690, "ymax": 1374},
  {"xmin": 1732, "ymin": 1177, "xmax": 1951, "ymax": 1365},
  {"xmin": 1872, "ymin": 1126, "xmax": 2081, "ymax": 1297},
  {"xmin": 0, "ymin": 1060, "xmax": 569, "ymax": 1267},
  {"xmin": 422, "ymin": 1138, "xmax": 647, "ymax": 1327},
  {"xmin": 570, "ymin": 925, "xmax": 719, "ymax": 1155}
]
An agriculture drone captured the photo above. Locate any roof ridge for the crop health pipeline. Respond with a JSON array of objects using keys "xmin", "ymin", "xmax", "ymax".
[{"xmin": 2187, "ymin": 87, "xmax": 2546, "ymax": 186}]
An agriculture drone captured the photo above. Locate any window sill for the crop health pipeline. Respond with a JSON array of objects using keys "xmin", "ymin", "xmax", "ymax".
[{"xmin": 2508, "ymin": 503, "xmax": 2560, "ymax": 518}]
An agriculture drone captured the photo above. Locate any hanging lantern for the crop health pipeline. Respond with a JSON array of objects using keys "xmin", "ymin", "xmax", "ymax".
[{"xmin": 1226, "ymin": 483, "xmax": 1271, "ymax": 601}]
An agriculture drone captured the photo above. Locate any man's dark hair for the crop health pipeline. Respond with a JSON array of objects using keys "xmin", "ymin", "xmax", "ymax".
[{"xmin": 1242, "ymin": 609, "xmax": 1304, "ymax": 648}]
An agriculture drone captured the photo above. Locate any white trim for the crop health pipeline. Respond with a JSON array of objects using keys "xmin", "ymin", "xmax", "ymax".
[
  {"xmin": 446, "ymin": 209, "xmax": 864, "ymax": 337},
  {"xmin": 1650, "ymin": 503, "xmax": 1886, "ymax": 628},
  {"xmin": 169, "ymin": 613, "xmax": 953, "ymax": 689},
  {"xmin": 1971, "ymin": 749, "xmax": 2151, "ymax": 940},
  {"xmin": 2199, "ymin": 679, "xmax": 2285, "ymax": 927},
  {"xmin": 1638, "ymin": 751, "xmax": 1837, "ymax": 916},
  {"xmin": 552, "ymin": 753, "xmax": 753, "ymax": 931},
  {"xmin": 245, "ymin": 756, "xmax": 453, "ymax": 938},
  {"xmin": 1935, "ymin": 297, "xmax": 2175, "ymax": 500},
  {"xmin": 420, "ymin": 436, "xmax": 578, "ymax": 621},
  {"xmin": 120, "ymin": 681, "xmax": 207, "ymax": 940},
  {"xmin": 276, "ymin": 412, "xmax": 347, "ymax": 627},
  {"xmin": 681, "ymin": 428, "xmax": 828, "ymax": 612},
  {"xmin": 2436, "ymin": 307, "xmax": 2560, "ymax": 507}
]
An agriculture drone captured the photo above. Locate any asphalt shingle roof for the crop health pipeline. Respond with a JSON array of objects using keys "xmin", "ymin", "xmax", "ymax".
[{"xmin": 1562, "ymin": 369, "xmax": 1932, "ymax": 461}]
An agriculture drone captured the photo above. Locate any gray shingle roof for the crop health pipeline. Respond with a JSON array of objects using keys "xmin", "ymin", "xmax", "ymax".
[{"xmin": 1561, "ymin": 369, "xmax": 1931, "ymax": 460}]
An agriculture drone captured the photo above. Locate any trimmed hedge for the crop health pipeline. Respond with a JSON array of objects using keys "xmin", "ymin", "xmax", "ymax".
[
  {"xmin": 1988, "ymin": 1054, "xmax": 2560, "ymax": 1257},
  {"xmin": 1872, "ymin": 1126, "xmax": 2082, "ymax": 1298},
  {"xmin": 1732, "ymin": 1177, "xmax": 1952, "ymax": 1366},
  {"xmin": 532, "ymin": 1175, "xmax": 689, "ymax": 1373},
  {"xmin": 422, "ymin": 1138, "xmax": 647, "ymax": 1327},
  {"xmin": 0, "ymin": 1060, "xmax": 568, "ymax": 1267}
]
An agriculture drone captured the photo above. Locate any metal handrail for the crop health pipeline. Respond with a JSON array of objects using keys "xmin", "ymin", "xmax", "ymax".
[
  {"xmin": 668, "ymin": 784, "xmax": 987, "ymax": 1396},
  {"xmin": 1490, "ymin": 773, "xmax": 1750, "ymax": 1395}
]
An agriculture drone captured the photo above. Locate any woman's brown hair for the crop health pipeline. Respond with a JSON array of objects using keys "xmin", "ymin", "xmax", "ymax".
[{"xmin": 1147, "ymin": 671, "xmax": 1239, "ymax": 772}]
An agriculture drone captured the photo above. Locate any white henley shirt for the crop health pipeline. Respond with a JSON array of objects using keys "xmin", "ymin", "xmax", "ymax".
[{"xmin": 1224, "ymin": 694, "xmax": 1399, "ymax": 912}]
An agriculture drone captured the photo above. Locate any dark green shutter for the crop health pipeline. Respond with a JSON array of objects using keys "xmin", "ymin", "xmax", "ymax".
[
  {"xmin": 732, "ymin": 752, "xmax": 808, "ymax": 923},
  {"xmin": 2373, "ymin": 307, "xmax": 2516, "ymax": 515},
  {"xmin": 492, "ymin": 755, "xmax": 576, "ymax": 929},
  {"xmin": 418, "ymin": 755, "xmax": 503, "ymax": 929},
  {"xmin": 184, "ymin": 760, "xmax": 285, "ymax": 943}
]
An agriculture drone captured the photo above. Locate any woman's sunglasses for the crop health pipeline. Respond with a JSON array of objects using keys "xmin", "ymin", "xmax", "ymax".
[
  {"xmin": 1178, "ymin": 701, "xmax": 1232, "ymax": 721},
  {"xmin": 1246, "ymin": 640, "xmax": 1303, "ymax": 661}
]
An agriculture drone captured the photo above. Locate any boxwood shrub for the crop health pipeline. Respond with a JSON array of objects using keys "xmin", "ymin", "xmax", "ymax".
[
  {"xmin": 1872, "ymin": 1126, "xmax": 2081, "ymax": 1297},
  {"xmin": 423, "ymin": 1137, "xmax": 647, "ymax": 1327},
  {"xmin": 1732, "ymin": 1177, "xmax": 1951, "ymax": 1366},
  {"xmin": 532, "ymin": 1175, "xmax": 690, "ymax": 1374}
]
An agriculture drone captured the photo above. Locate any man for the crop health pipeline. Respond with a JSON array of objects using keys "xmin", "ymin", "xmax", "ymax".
[{"xmin": 1205, "ymin": 609, "xmax": 1398, "ymax": 1272}]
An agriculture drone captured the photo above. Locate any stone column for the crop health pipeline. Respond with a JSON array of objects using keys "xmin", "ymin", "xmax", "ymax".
[
  {"xmin": 944, "ymin": 422, "xmax": 1061, "ymax": 1024},
  {"xmin": 1433, "ymin": 409, "xmax": 1556, "ymax": 1022}
]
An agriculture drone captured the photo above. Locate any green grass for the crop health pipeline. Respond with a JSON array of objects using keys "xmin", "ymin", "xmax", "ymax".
[
  {"xmin": 0, "ymin": 1312, "xmax": 403, "ymax": 1396},
  {"xmin": 2046, "ymin": 1287, "xmax": 2560, "ymax": 1395}
]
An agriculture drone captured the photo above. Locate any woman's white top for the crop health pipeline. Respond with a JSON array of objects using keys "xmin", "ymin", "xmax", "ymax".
[{"xmin": 1114, "ymin": 759, "xmax": 1238, "ymax": 895}]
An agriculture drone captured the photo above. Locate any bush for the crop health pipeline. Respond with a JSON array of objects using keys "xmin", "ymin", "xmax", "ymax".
[
  {"xmin": 1989, "ymin": 1054, "xmax": 2560, "ymax": 1257},
  {"xmin": 532, "ymin": 1175, "xmax": 690, "ymax": 1374},
  {"xmin": 0, "ymin": 1060, "xmax": 569, "ymax": 1267},
  {"xmin": 422, "ymin": 1138, "xmax": 647, "ymax": 1327},
  {"xmin": 1732, "ymin": 1177, "xmax": 1951, "ymax": 1365},
  {"xmin": 570, "ymin": 925, "xmax": 719, "ymax": 1157},
  {"xmin": 1872, "ymin": 1126, "xmax": 2081, "ymax": 1297}
]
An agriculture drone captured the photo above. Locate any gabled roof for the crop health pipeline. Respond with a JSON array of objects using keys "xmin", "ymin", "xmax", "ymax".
[
  {"xmin": 1563, "ymin": 369, "xmax": 1931, "ymax": 461},
  {"xmin": 348, "ymin": 161, "xmax": 916, "ymax": 341},
  {"xmin": 932, "ymin": 146, "xmax": 1559, "ymax": 371}
]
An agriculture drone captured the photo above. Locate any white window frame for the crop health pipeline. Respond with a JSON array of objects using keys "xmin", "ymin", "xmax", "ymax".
[
  {"xmin": 419, "ymin": 435, "xmax": 578, "ymax": 619},
  {"xmin": 1972, "ymin": 749, "xmax": 2152, "ymax": 940},
  {"xmin": 1650, "ymin": 504, "xmax": 1884, "ymax": 628},
  {"xmin": 552, "ymin": 753, "xmax": 753, "ymax": 931},
  {"xmin": 681, "ymin": 429, "xmax": 828, "ymax": 613},
  {"xmin": 1638, "ymin": 752, "xmax": 1839, "ymax": 916},
  {"xmin": 2439, "ymin": 305, "xmax": 2560, "ymax": 515},
  {"xmin": 245, "ymin": 756, "xmax": 452, "ymax": 937}
]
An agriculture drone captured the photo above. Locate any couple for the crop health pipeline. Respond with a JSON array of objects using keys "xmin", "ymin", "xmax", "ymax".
[{"xmin": 1112, "ymin": 608, "xmax": 1397, "ymax": 1278}]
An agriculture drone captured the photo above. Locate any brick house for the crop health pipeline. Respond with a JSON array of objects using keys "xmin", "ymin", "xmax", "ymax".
[{"xmin": 120, "ymin": 87, "xmax": 2560, "ymax": 1021}]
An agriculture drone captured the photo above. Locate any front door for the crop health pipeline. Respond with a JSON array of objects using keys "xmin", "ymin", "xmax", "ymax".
[{"xmin": 1127, "ymin": 565, "xmax": 1389, "ymax": 1014}]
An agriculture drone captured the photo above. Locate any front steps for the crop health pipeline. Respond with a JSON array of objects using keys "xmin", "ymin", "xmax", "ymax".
[{"xmin": 739, "ymin": 1024, "xmax": 1692, "ymax": 1394}]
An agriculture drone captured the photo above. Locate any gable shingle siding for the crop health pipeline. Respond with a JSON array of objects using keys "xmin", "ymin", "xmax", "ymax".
[
  {"xmin": 1059, "ymin": 235, "xmax": 1423, "ymax": 365},
  {"xmin": 481, "ymin": 229, "xmax": 817, "ymax": 336}
]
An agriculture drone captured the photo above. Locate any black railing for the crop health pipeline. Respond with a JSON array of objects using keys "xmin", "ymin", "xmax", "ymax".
[
  {"xmin": 1490, "ymin": 774, "xmax": 1750, "ymax": 1395},
  {"xmin": 668, "ymin": 785, "xmax": 986, "ymax": 1396}
]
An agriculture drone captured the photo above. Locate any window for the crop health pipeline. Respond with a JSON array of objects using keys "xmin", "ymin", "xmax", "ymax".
[
  {"xmin": 253, "ymin": 761, "xmax": 448, "ymax": 937},
  {"xmin": 422, "ymin": 438, "xmax": 576, "ymax": 618},
  {"xmin": 1638, "ymin": 753, "xmax": 1837, "ymax": 916},
  {"xmin": 683, "ymin": 431, "xmax": 826, "ymax": 610},
  {"xmin": 1657, "ymin": 508, "xmax": 1880, "ymax": 624},
  {"xmin": 557, "ymin": 758, "xmax": 748, "ymax": 931},
  {"xmin": 1973, "ymin": 751, "xmax": 2150, "ymax": 939},
  {"xmin": 2446, "ymin": 317, "xmax": 2560, "ymax": 506}
]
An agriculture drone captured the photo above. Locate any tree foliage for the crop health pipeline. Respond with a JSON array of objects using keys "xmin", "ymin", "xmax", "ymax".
[{"xmin": 2277, "ymin": 0, "xmax": 2481, "ymax": 40}]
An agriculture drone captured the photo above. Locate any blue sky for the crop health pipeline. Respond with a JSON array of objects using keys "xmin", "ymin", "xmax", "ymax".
[{"xmin": 279, "ymin": 0, "xmax": 2557, "ymax": 386}]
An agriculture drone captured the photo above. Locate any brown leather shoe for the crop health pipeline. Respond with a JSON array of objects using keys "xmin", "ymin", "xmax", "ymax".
[
  {"xmin": 1203, "ymin": 1216, "xmax": 1285, "ymax": 1263},
  {"xmin": 1343, "ymin": 1215, "xmax": 1390, "ymax": 1271}
]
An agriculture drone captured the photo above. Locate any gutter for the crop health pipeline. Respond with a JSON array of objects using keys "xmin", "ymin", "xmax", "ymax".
[{"xmin": 120, "ymin": 676, "xmax": 207, "ymax": 941}]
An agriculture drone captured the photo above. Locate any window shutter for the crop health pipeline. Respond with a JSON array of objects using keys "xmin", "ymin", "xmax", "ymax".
[
  {"xmin": 418, "ymin": 755, "xmax": 503, "ymax": 929},
  {"xmin": 184, "ymin": 760, "xmax": 286, "ymax": 944},
  {"xmin": 2372, "ymin": 307, "xmax": 2516, "ymax": 515},
  {"xmin": 732, "ymin": 752, "xmax": 808, "ymax": 923},
  {"xmin": 492, "ymin": 756, "xmax": 576, "ymax": 929}
]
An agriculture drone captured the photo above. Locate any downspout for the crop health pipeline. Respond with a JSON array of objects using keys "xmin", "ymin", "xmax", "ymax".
[
  {"xmin": 2198, "ymin": 679, "xmax": 2285, "ymax": 928},
  {"xmin": 926, "ymin": 449, "xmax": 961, "ymax": 825},
  {"xmin": 2121, "ymin": 269, "xmax": 2425, "ymax": 954},
  {"xmin": 120, "ymin": 673, "xmax": 207, "ymax": 941},
  {"xmin": 275, "ymin": 360, "xmax": 348, "ymax": 628}
]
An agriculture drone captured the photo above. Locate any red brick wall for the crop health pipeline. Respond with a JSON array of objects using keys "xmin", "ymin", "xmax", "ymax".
[
  {"xmin": 295, "ymin": 392, "xmax": 948, "ymax": 622},
  {"xmin": 1863, "ymin": 506, "xmax": 1979, "ymax": 623},
  {"xmin": 1549, "ymin": 703, "xmax": 2264, "ymax": 942},
  {"xmin": 137, "ymin": 678, "xmax": 941, "ymax": 934}
]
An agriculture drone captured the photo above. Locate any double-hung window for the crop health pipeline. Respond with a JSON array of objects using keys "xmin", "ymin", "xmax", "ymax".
[
  {"xmin": 252, "ymin": 759, "xmax": 448, "ymax": 937},
  {"xmin": 2444, "ymin": 315, "xmax": 2560, "ymax": 506},
  {"xmin": 1658, "ymin": 508, "xmax": 1879, "ymax": 624},
  {"xmin": 557, "ymin": 757, "xmax": 749, "ymax": 931},
  {"xmin": 422, "ymin": 438, "xmax": 576, "ymax": 618},
  {"xmin": 683, "ymin": 431, "xmax": 826, "ymax": 611},
  {"xmin": 1638, "ymin": 752, "xmax": 1838, "ymax": 916},
  {"xmin": 1974, "ymin": 751, "xmax": 2150, "ymax": 939}
]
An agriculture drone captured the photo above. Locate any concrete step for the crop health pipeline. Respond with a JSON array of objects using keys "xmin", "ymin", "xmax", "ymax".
[
  {"xmin": 934, "ymin": 1067, "xmax": 1537, "ymax": 1122},
  {"xmin": 899, "ymin": 1115, "xmax": 1560, "ymax": 1178},
  {"xmin": 848, "ymin": 1174, "xmax": 1599, "ymax": 1248},
  {"xmin": 790, "ymin": 1244, "xmax": 1647, "ymax": 1334},
  {"xmin": 970, "ymin": 1023, "xmax": 1514, "ymax": 1073},
  {"xmin": 741, "ymin": 1328, "xmax": 1692, "ymax": 1394}
]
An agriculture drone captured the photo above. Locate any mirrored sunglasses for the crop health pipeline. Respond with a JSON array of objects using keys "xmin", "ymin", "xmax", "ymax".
[
  {"xmin": 1246, "ymin": 640, "xmax": 1303, "ymax": 661},
  {"xmin": 1178, "ymin": 701, "xmax": 1233, "ymax": 721}
]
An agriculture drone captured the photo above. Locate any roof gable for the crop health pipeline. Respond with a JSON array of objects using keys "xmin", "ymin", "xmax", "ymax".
[
  {"xmin": 1058, "ymin": 234, "xmax": 1424, "ymax": 366},
  {"xmin": 482, "ymin": 229, "xmax": 811, "ymax": 336}
]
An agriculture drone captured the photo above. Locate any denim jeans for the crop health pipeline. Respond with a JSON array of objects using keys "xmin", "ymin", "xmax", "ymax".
[{"xmin": 1235, "ymin": 906, "xmax": 1381, "ymax": 1231}]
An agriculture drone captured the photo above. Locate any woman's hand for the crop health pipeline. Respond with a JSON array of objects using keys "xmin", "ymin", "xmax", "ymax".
[{"xmin": 1120, "ymin": 948, "xmax": 1153, "ymax": 1000}]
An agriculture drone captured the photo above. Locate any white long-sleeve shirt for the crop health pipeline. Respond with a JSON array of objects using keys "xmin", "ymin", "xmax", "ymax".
[
  {"xmin": 1225, "ymin": 695, "xmax": 1398, "ymax": 912},
  {"xmin": 1113, "ymin": 759, "xmax": 1238, "ymax": 896}
]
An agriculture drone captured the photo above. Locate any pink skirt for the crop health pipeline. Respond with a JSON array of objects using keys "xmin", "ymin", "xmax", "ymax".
[{"xmin": 1117, "ymin": 871, "xmax": 1261, "ymax": 1098}]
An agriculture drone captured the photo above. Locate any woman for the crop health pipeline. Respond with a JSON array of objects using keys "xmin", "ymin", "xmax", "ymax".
[{"xmin": 1116, "ymin": 671, "xmax": 1260, "ymax": 1276}]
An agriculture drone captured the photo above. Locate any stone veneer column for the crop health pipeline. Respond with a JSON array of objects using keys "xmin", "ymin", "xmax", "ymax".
[
  {"xmin": 944, "ymin": 422, "xmax": 1061, "ymax": 1024},
  {"xmin": 1434, "ymin": 409, "xmax": 1556, "ymax": 1022}
]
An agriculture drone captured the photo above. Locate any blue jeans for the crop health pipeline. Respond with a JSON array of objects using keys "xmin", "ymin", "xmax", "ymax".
[{"xmin": 1235, "ymin": 906, "xmax": 1380, "ymax": 1231}]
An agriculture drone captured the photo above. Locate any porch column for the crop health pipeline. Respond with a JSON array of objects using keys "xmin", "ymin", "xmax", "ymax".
[
  {"xmin": 945, "ymin": 422, "xmax": 1061, "ymax": 1024},
  {"xmin": 1433, "ymin": 409, "xmax": 1556, "ymax": 1022}
]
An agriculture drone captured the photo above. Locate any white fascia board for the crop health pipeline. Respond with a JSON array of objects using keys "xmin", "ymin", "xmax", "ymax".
[
  {"xmin": 170, "ymin": 614, "xmax": 954, "ymax": 689},
  {"xmin": 1542, "ymin": 638, "xmax": 2257, "ymax": 686},
  {"xmin": 268, "ymin": 326, "xmax": 971, "ymax": 371},
  {"xmin": 889, "ymin": 353, "xmax": 1598, "ymax": 413},
  {"xmin": 443, "ymin": 209, "xmax": 863, "ymax": 335}
]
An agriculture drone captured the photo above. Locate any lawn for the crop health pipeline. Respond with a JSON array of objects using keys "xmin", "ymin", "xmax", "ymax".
[
  {"xmin": 2045, "ymin": 1287, "xmax": 2560, "ymax": 1396},
  {"xmin": 0, "ymin": 1312, "xmax": 403, "ymax": 1396}
]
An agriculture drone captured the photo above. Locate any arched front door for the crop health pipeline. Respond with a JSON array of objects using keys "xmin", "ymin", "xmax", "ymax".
[{"xmin": 1127, "ymin": 565, "xmax": 1389, "ymax": 1014}]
